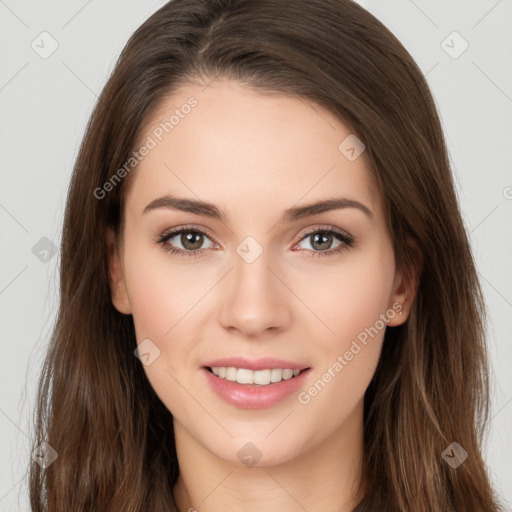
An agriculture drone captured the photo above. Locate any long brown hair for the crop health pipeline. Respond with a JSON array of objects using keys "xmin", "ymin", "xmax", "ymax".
[{"xmin": 29, "ymin": 1, "xmax": 504, "ymax": 510}]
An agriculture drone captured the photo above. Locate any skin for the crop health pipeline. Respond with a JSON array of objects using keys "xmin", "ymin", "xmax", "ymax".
[{"xmin": 107, "ymin": 78, "xmax": 416, "ymax": 512}]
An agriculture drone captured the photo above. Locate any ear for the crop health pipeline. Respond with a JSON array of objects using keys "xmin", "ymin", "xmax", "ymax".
[
  {"xmin": 386, "ymin": 237, "xmax": 422, "ymax": 327},
  {"xmin": 106, "ymin": 227, "xmax": 132, "ymax": 315}
]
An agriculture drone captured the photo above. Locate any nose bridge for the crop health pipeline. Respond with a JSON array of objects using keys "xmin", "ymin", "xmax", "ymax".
[{"xmin": 218, "ymin": 239, "xmax": 290, "ymax": 335}]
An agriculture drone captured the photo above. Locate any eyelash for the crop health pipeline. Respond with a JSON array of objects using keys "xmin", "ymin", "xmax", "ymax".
[{"xmin": 155, "ymin": 224, "xmax": 355, "ymax": 259}]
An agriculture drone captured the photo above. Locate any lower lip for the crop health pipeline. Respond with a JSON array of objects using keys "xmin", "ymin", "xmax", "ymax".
[{"xmin": 201, "ymin": 367, "xmax": 310, "ymax": 409}]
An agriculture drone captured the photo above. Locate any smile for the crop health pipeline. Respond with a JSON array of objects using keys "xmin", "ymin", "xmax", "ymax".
[
  {"xmin": 207, "ymin": 366, "xmax": 302, "ymax": 386},
  {"xmin": 202, "ymin": 365, "xmax": 311, "ymax": 409}
]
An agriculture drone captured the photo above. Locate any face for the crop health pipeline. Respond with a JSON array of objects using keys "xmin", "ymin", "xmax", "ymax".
[{"xmin": 108, "ymin": 78, "xmax": 409, "ymax": 467}]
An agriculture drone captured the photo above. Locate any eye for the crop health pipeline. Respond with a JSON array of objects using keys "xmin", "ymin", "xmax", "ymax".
[
  {"xmin": 293, "ymin": 226, "xmax": 355, "ymax": 258},
  {"xmin": 156, "ymin": 225, "xmax": 218, "ymax": 258}
]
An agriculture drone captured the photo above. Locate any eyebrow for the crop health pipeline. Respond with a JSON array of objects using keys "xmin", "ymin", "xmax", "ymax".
[{"xmin": 142, "ymin": 194, "xmax": 373, "ymax": 221}]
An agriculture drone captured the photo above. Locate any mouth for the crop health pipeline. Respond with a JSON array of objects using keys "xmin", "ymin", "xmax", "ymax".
[
  {"xmin": 204, "ymin": 365, "xmax": 309, "ymax": 386},
  {"xmin": 201, "ymin": 362, "xmax": 312, "ymax": 409}
]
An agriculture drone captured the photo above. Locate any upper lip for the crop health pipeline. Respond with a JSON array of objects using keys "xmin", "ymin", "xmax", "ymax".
[{"xmin": 202, "ymin": 356, "xmax": 310, "ymax": 371}]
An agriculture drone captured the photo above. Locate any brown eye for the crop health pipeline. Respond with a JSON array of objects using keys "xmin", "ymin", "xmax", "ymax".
[
  {"xmin": 309, "ymin": 231, "xmax": 337, "ymax": 251},
  {"xmin": 157, "ymin": 226, "xmax": 216, "ymax": 258},
  {"xmin": 294, "ymin": 227, "xmax": 355, "ymax": 258},
  {"xmin": 177, "ymin": 231, "xmax": 205, "ymax": 251}
]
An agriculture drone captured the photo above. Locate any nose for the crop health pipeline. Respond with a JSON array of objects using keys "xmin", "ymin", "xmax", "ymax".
[{"xmin": 218, "ymin": 250, "xmax": 292, "ymax": 338}]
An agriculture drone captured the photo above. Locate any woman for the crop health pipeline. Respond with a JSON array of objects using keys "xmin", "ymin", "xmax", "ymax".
[{"xmin": 29, "ymin": 0, "xmax": 504, "ymax": 510}]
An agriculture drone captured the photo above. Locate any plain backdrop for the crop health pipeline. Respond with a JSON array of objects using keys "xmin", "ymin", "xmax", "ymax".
[{"xmin": 0, "ymin": 0, "xmax": 511, "ymax": 510}]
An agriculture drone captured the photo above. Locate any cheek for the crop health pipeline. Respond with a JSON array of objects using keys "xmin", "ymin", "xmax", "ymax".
[
  {"xmin": 295, "ymin": 245, "xmax": 396, "ymax": 351},
  {"xmin": 123, "ymin": 242, "xmax": 204, "ymax": 340},
  {"xmin": 122, "ymin": 246, "xmax": 205, "ymax": 414},
  {"xmin": 293, "ymin": 246, "xmax": 395, "ymax": 411},
  {"xmin": 293, "ymin": 298, "xmax": 391, "ymax": 447}
]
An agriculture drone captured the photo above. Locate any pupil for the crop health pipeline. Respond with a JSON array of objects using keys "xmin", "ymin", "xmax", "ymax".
[
  {"xmin": 182, "ymin": 231, "xmax": 203, "ymax": 250},
  {"xmin": 312, "ymin": 232, "xmax": 331, "ymax": 251}
]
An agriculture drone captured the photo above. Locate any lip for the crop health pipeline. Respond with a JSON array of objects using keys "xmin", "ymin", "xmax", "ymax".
[
  {"xmin": 202, "ymin": 356, "xmax": 309, "ymax": 372},
  {"xmin": 201, "ymin": 365, "xmax": 311, "ymax": 410}
]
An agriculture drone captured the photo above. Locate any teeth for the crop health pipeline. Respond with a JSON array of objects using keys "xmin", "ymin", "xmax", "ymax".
[
  {"xmin": 226, "ymin": 367, "xmax": 237, "ymax": 381},
  {"xmin": 210, "ymin": 366, "xmax": 302, "ymax": 385}
]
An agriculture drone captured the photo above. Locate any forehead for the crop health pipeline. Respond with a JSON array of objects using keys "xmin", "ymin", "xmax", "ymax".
[{"xmin": 124, "ymin": 79, "xmax": 382, "ymax": 225}]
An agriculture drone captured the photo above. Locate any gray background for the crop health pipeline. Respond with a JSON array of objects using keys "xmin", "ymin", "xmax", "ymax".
[{"xmin": 1, "ymin": 0, "xmax": 511, "ymax": 509}]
